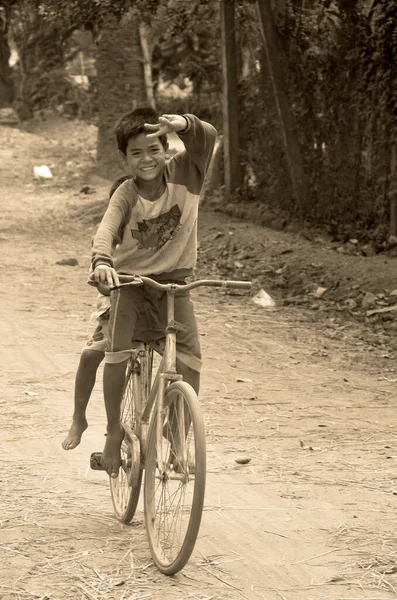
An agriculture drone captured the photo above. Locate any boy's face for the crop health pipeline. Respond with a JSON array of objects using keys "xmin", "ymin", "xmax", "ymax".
[{"xmin": 121, "ymin": 133, "xmax": 167, "ymax": 183}]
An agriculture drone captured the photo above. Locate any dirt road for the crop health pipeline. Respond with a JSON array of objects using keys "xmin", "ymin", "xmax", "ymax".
[{"xmin": 1, "ymin": 120, "xmax": 397, "ymax": 600}]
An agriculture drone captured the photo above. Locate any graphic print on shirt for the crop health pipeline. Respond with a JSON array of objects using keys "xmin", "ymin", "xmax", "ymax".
[{"xmin": 131, "ymin": 204, "xmax": 182, "ymax": 250}]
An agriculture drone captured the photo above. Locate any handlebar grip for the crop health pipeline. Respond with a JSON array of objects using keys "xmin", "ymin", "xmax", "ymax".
[
  {"xmin": 224, "ymin": 281, "xmax": 252, "ymax": 290},
  {"xmin": 119, "ymin": 274, "xmax": 142, "ymax": 284},
  {"xmin": 87, "ymin": 272, "xmax": 112, "ymax": 296}
]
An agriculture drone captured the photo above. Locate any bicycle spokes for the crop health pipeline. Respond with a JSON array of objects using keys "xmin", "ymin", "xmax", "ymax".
[
  {"xmin": 112, "ymin": 439, "xmax": 132, "ymax": 508},
  {"xmin": 144, "ymin": 382, "xmax": 205, "ymax": 573},
  {"xmin": 154, "ymin": 403, "xmax": 196, "ymax": 558},
  {"xmin": 110, "ymin": 361, "xmax": 143, "ymax": 523}
]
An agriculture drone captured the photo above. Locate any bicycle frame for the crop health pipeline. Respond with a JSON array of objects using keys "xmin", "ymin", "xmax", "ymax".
[
  {"xmin": 116, "ymin": 276, "xmax": 250, "ymax": 476},
  {"xmin": 91, "ymin": 274, "xmax": 251, "ymax": 474},
  {"xmin": 126, "ymin": 285, "xmax": 184, "ymax": 474}
]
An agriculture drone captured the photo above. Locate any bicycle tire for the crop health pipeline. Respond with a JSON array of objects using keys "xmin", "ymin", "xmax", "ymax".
[
  {"xmin": 144, "ymin": 381, "xmax": 206, "ymax": 574},
  {"xmin": 110, "ymin": 361, "xmax": 143, "ymax": 523}
]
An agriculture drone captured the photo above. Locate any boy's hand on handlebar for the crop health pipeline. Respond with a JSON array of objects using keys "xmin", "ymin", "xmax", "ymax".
[{"xmin": 94, "ymin": 264, "xmax": 120, "ymax": 288}]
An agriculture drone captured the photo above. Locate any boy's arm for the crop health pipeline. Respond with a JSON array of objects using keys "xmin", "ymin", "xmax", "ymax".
[
  {"xmin": 91, "ymin": 182, "xmax": 133, "ymax": 270},
  {"xmin": 145, "ymin": 113, "xmax": 217, "ymax": 181},
  {"xmin": 176, "ymin": 114, "xmax": 217, "ymax": 178}
]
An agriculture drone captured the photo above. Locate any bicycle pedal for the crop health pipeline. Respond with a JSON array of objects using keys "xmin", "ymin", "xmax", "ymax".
[{"xmin": 90, "ymin": 452, "xmax": 106, "ymax": 471}]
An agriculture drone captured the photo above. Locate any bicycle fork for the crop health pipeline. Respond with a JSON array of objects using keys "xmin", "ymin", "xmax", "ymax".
[{"xmin": 156, "ymin": 288, "xmax": 185, "ymax": 477}]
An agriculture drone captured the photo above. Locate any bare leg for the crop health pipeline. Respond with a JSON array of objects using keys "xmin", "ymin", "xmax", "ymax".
[
  {"xmin": 176, "ymin": 359, "xmax": 200, "ymax": 395},
  {"xmin": 167, "ymin": 360, "xmax": 200, "ymax": 469},
  {"xmin": 100, "ymin": 360, "xmax": 127, "ymax": 477},
  {"xmin": 62, "ymin": 349, "xmax": 104, "ymax": 450}
]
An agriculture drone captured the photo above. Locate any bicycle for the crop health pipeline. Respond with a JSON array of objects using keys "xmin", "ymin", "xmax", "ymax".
[{"xmin": 90, "ymin": 274, "xmax": 252, "ymax": 574}]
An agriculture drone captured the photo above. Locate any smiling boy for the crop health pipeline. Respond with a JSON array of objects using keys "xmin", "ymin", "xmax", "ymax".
[{"xmin": 91, "ymin": 107, "xmax": 217, "ymax": 476}]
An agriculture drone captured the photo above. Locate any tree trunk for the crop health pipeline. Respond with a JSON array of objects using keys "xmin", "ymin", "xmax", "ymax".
[
  {"xmin": 220, "ymin": 0, "xmax": 241, "ymax": 198},
  {"xmin": 139, "ymin": 23, "xmax": 155, "ymax": 109},
  {"xmin": 0, "ymin": 5, "xmax": 14, "ymax": 107},
  {"xmin": 96, "ymin": 10, "xmax": 148, "ymax": 179},
  {"xmin": 256, "ymin": 0, "xmax": 308, "ymax": 211},
  {"xmin": 389, "ymin": 143, "xmax": 397, "ymax": 238}
]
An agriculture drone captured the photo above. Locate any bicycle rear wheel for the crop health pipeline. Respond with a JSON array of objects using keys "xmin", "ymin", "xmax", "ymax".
[
  {"xmin": 110, "ymin": 361, "xmax": 143, "ymax": 523},
  {"xmin": 144, "ymin": 381, "xmax": 206, "ymax": 574}
]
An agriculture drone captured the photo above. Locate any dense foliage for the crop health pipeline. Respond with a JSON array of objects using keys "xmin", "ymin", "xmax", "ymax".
[
  {"xmin": 234, "ymin": 0, "xmax": 397, "ymax": 244},
  {"xmin": 150, "ymin": 0, "xmax": 222, "ymax": 126}
]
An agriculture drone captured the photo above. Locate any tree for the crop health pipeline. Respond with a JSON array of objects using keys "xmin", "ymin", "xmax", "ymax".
[
  {"xmin": 0, "ymin": 3, "xmax": 14, "ymax": 106},
  {"xmin": 10, "ymin": 0, "xmax": 72, "ymax": 119},
  {"xmin": 151, "ymin": 0, "xmax": 221, "ymax": 120},
  {"xmin": 4, "ymin": 0, "xmax": 159, "ymax": 176},
  {"xmin": 220, "ymin": 0, "xmax": 240, "ymax": 198},
  {"xmin": 256, "ymin": 0, "xmax": 308, "ymax": 211},
  {"xmin": 3, "ymin": 0, "xmax": 132, "ymax": 118},
  {"xmin": 96, "ymin": 8, "xmax": 147, "ymax": 177},
  {"xmin": 364, "ymin": 0, "xmax": 397, "ymax": 236}
]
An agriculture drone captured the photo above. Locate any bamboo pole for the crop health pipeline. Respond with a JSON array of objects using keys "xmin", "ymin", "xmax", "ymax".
[
  {"xmin": 139, "ymin": 23, "xmax": 156, "ymax": 109},
  {"xmin": 220, "ymin": 0, "xmax": 240, "ymax": 198}
]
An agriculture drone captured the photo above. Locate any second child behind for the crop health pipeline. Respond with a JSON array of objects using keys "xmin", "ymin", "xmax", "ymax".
[{"xmin": 62, "ymin": 175, "xmax": 131, "ymax": 452}]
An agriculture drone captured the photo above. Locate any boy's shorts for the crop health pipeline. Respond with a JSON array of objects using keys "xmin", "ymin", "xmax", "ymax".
[
  {"xmin": 103, "ymin": 282, "xmax": 201, "ymax": 373},
  {"xmin": 85, "ymin": 311, "xmax": 109, "ymax": 353}
]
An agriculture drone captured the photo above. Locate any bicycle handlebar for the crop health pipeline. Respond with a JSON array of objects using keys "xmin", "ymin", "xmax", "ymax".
[
  {"xmin": 120, "ymin": 274, "xmax": 252, "ymax": 291},
  {"xmin": 89, "ymin": 273, "xmax": 252, "ymax": 293}
]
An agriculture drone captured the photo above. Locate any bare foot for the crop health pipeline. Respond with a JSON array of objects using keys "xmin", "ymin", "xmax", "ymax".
[
  {"xmin": 101, "ymin": 425, "xmax": 124, "ymax": 477},
  {"xmin": 62, "ymin": 417, "xmax": 88, "ymax": 450}
]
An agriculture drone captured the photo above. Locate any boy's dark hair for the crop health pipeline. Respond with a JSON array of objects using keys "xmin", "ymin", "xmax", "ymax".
[
  {"xmin": 109, "ymin": 175, "xmax": 131, "ymax": 199},
  {"xmin": 115, "ymin": 106, "xmax": 167, "ymax": 154}
]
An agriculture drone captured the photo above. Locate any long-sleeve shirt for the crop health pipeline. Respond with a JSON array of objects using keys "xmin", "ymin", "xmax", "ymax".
[{"xmin": 91, "ymin": 114, "xmax": 217, "ymax": 280}]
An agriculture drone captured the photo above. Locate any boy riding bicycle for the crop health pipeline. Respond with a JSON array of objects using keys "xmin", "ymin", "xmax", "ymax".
[{"xmin": 90, "ymin": 107, "xmax": 217, "ymax": 476}]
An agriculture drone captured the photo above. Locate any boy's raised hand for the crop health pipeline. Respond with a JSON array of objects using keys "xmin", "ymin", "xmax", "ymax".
[{"xmin": 145, "ymin": 115, "xmax": 188, "ymax": 139}]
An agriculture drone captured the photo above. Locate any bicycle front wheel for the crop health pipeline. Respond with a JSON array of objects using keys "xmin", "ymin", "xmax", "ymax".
[
  {"xmin": 110, "ymin": 362, "xmax": 143, "ymax": 523},
  {"xmin": 144, "ymin": 381, "xmax": 206, "ymax": 575}
]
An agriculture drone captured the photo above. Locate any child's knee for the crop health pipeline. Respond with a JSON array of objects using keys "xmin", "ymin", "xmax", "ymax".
[
  {"xmin": 80, "ymin": 348, "xmax": 104, "ymax": 369},
  {"xmin": 104, "ymin": 350, "xmax": 131, "ymax": 364}
]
